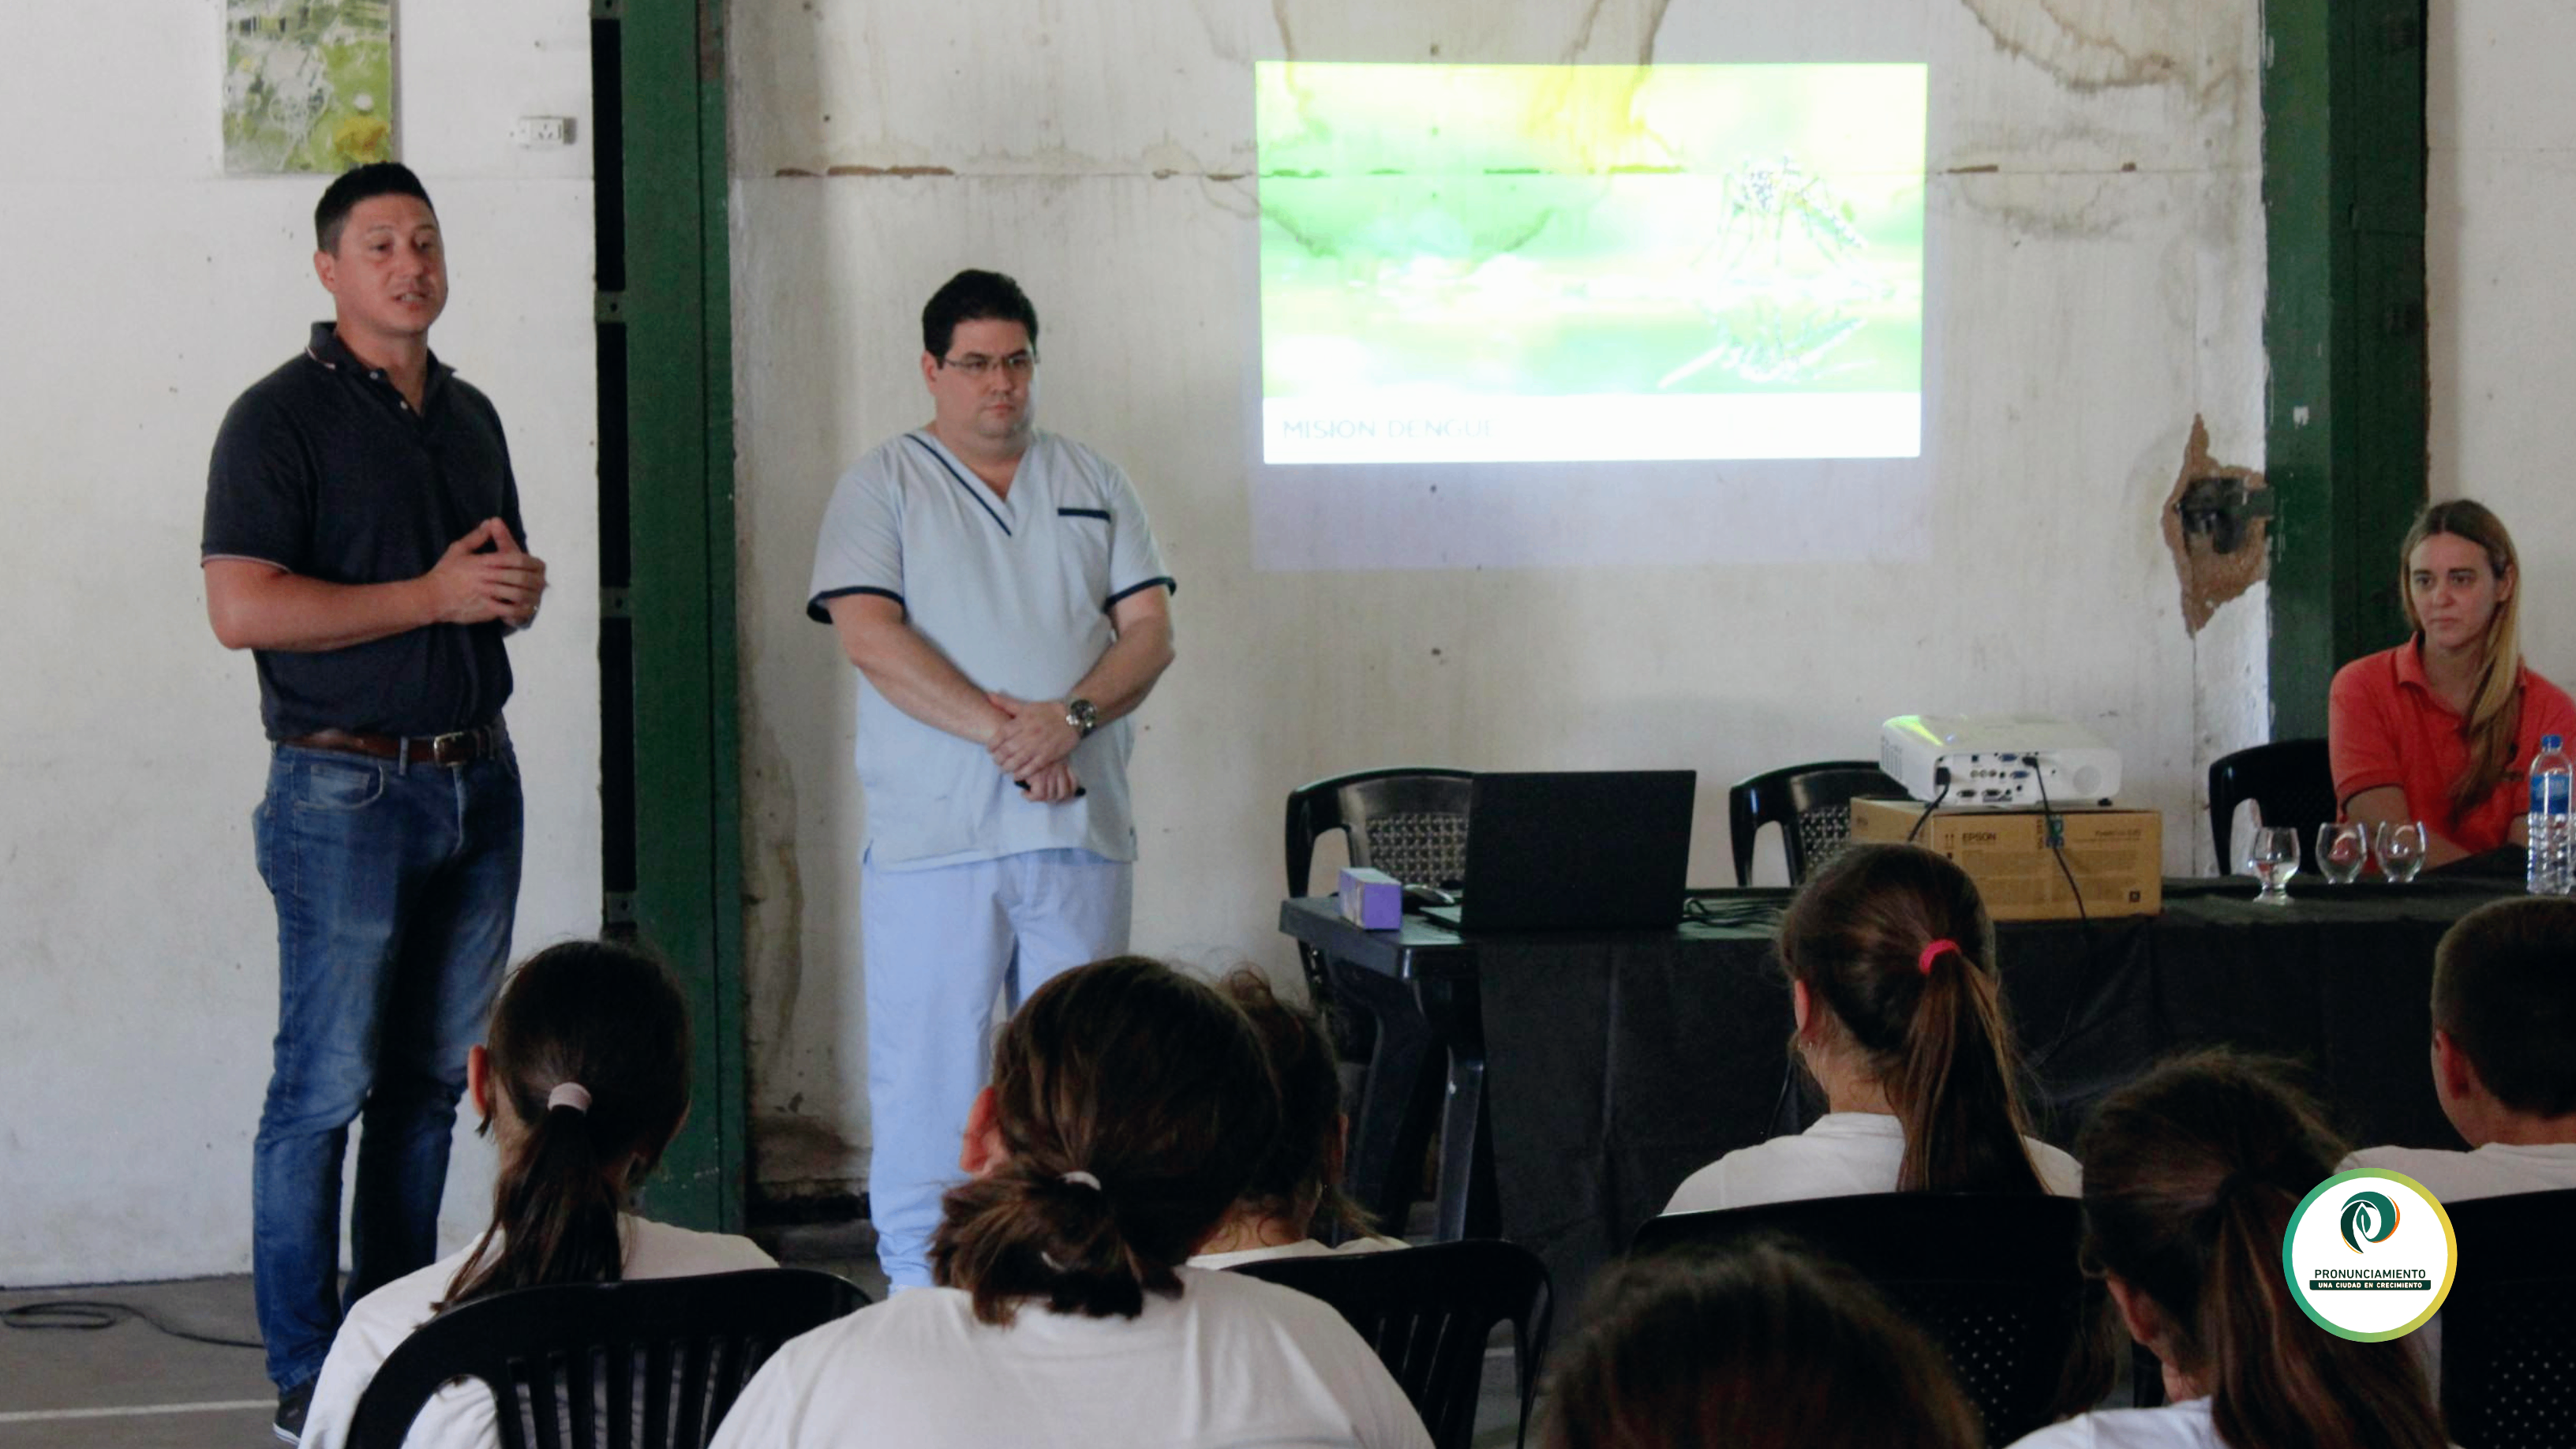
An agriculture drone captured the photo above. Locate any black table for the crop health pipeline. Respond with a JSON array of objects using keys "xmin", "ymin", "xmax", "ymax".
[{"xmin": 1282, "ymin": 874, "xmax": 2514, "ymax": 1307}]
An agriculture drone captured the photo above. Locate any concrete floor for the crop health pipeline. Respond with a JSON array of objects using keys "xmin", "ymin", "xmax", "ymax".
[{"xmin": 0, "ymin": 1226, "xmax": 1524, "ymax": 1447}]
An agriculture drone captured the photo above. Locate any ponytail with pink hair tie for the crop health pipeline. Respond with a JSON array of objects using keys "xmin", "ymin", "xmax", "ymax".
[{"xmin": 1916, "ymin": 938, "xmax": 1960, "ymax": 975}]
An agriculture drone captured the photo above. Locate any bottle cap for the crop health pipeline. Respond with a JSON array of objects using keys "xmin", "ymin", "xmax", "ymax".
[{"xmin": 2548, "ymin": 736, "xmax": 2566, "ymax": 752}]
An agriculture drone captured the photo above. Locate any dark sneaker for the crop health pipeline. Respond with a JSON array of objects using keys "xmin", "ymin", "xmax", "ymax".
[{"xmin": 274, "ymin": 1379, "xmax": 315, "ymax": 1444}]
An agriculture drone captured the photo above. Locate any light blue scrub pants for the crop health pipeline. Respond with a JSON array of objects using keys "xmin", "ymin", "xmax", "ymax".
[{"xmin": 860, "ymin": 846, "xmax": 1132, "ymax": 1286}]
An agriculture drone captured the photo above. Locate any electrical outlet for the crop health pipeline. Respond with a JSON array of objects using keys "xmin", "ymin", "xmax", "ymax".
[{"xmin": 511, "ymin": 116, "xmax": 574, "ymax": 148}]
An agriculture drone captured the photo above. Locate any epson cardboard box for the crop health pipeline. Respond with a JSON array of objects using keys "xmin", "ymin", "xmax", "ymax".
[{"xmin": 1847, "ymin": 797, "xmax": 2162, "ymax": 922}]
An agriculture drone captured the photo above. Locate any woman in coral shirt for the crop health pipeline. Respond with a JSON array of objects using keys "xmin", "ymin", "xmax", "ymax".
[{"xmin": 2329, "ymin": 500, "xmax": 2576, "ymax": 867}]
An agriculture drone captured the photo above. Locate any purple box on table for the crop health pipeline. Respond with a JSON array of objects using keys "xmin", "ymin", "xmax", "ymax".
[{"xmin": 1337, "ymin": 867, "xmax": 1402, "ymax": 930}]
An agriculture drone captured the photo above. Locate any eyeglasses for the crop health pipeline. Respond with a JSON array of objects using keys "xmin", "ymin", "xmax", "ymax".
[{"xmin": 939, "ymin": 350, "xmax": 1039, "ymax": 379}]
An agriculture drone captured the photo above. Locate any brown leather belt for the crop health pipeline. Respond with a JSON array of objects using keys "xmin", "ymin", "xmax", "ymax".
[{"xmin": 283, "ymin": 720, "xmax": 509, "ymax": 766}]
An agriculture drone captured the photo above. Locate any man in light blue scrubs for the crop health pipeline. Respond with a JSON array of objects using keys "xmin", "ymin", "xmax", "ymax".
[{"xmin": 807, "ymin": 269, "xmax": 1178, "ymax": 1286}]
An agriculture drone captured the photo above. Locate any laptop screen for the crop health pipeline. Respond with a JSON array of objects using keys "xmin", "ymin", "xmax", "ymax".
[{"xmin": 1451, "ymin": 770, "xmax": 1698, "ymax": 931}]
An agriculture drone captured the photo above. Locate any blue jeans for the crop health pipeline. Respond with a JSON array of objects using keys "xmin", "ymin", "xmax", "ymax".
[{"xmin": 249, "ymin": 743, "xmax": 522, "ymax": 1390}]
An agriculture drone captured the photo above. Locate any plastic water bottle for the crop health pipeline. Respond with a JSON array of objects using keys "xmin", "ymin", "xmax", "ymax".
[{"xmin": 2529, "ymin": 734, "xmax": 2573, "ymax": 897}]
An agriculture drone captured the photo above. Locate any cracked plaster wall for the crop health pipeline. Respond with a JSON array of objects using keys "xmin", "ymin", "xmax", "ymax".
[
  {"xmin": 0, "ymin": 2, "xmax": 602, "ymax": 1282},
  {"xmin": 731, "ymin": 0, "xmax": 2271, "ymax": 1196}
]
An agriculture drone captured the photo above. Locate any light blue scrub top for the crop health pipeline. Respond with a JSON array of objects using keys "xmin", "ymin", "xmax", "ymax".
[{"xmin": 807, "ymin": 429, "xmax": 1173, "ymax": 868}]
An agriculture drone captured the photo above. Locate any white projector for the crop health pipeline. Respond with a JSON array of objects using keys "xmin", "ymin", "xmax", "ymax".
[{"xmin": 1880, "ymin": 714, "xmax": 2121, "ymax": 808}]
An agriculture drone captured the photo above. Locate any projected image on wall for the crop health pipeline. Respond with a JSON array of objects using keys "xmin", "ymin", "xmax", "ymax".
[{"xmin": 1257, "ymin": 62, "xmax": 1927, "ymax": 465}]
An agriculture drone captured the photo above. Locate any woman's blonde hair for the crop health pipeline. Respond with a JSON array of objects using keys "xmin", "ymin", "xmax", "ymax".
[{"xmin": 2398, "ymin": 500, "xmax": 2525, "ymax": 816}]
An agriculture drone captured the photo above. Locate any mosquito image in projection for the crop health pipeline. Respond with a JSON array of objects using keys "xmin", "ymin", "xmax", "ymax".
[
  {"xmin": 1702, "ymin": 152, "xmax": 1869, "ymax": 271},
  {"xmin": 1660, "ymin": 151, "xmax": 1878, "ymax": 391}
]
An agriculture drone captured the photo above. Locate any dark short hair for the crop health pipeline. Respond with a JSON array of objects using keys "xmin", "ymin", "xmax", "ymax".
[
  {"xmin": 922, "ymin": 268, "xmax": 1039, "ymax": 358},
  {"xmin": 1541, "ymin": 1241, "xmax": 1981, "ymax": 1449},
  {"xmin": 316, "ymin": 162, "xmax": 435, "ymax": 253},
  {"xmin": 2432, "ymin": 897, "xmax": 2576, "ymax": 1117}
]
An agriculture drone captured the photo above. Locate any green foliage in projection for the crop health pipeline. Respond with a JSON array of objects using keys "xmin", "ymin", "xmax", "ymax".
[{"xmin": 1256, "ymin": 62, "xmax": 1927, "ymax": 399}]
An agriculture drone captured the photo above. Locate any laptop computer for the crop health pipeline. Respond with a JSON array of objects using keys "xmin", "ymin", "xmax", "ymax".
[{"xmin": 1420, "ymin": 770, "xmax": 1697, "ymax": 932}]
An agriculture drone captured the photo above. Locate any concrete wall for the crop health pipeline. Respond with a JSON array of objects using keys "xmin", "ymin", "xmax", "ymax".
[
  {"xmin": 2429, "ymin": 1, "xmax": 2576, "ymax": 688},
  {"xmin": 0, "ymin": 2, "xmax": 599, "ymax": 1283},
  {"xmin": 730, "ymin": 0, "xmax": 2273, "ymax": 1198}
]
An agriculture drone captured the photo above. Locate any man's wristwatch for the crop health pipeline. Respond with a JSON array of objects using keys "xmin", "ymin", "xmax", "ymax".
[{"xmin": 1063, "ymin": 698, "xmax": 1099, "ymax": 738}]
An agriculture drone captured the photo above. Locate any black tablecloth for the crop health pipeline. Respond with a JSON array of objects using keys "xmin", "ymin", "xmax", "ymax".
[{"xmin": 1474, "ymin": 877, "xmax": 2513, "ymax": 1310}]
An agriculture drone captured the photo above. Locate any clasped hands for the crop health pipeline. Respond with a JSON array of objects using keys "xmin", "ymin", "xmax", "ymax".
[
  {"xmin": 426, "ymin": 517, "xmax": 547, "ymax": 630},
  {"xmin": 988, "ymin": 692, "xmax": 1084, "ymax": 803}
]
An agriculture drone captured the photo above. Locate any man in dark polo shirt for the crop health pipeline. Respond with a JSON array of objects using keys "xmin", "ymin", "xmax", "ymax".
[{"xmin": 200, "ymin": 163, "xmax": 546, "ymax": 1441}]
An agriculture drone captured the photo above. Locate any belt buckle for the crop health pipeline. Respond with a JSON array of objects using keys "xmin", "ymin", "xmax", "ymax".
[{"xmin": 427, "ymin": 729, "xmax": 476, "ymax": 765}]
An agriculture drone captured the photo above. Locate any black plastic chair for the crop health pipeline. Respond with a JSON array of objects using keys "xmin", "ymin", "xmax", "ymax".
[
  {"xmin": 1286, "ymin": 767, "xmax": 1477, "ymax": 897},
  {"xmin": 1727, "ymin": 761, "xmax": 1907, "ymax": 886},
  {"xmin": 2440, "ymin": 1188, "xmax": 2576, "ymax": 1447},
  {"xmin": 1632, "ymin": 1194, "xmax": 2095, "ymax": 1446},
  {"xmin": 2207, "ymin": 738, "xmax": 2334, "ymax": 869},
  {"xmin": 1231, "ymin": 1240, "xmax": 1552, "ymax": 1449},
  {"xmin": 1286, "ymin": 767, "xmax": 1475, "ymax": 1002},
  {"xmin": 346, "ymin": 1267, "xmax": 869, "ymax": 1449}
]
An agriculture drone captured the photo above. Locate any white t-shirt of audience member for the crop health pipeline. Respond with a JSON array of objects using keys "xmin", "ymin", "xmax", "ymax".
[
  {"xmin": 1186, "ymin": 1233, "xmax": 1410, "ymax": 1271},
  {"xmin": 2011, "ymin": 1395, "xmax": 2462, "ymax": 1449},
  {"xmin": 2347, "ymin": 1140, "xmax": 2576, "ymax": 1200},
  {"xmin": 710, "ymin": 1265, "xmax": 1434, "ymax": 1449},
  {"xmin": 2008, "ymin": 1396, "xmax": 2219, "ymax": 1448},
  {"xmin": 1662, "ymin": 1112, "xmax": 2084, "ymax": 1215},
  {"xmin": 299, "ymin": 1216, "xmax": 776, "ymax": 1449},
  {"xmin": 2345, "ymin": 1138, "xmax": 2576, "ymax": 1392}
]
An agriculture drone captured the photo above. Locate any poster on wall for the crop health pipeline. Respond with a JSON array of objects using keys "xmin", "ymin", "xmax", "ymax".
[{"xmin": 223, "ymin": 0, "xmax": 395, "ymax": 174}]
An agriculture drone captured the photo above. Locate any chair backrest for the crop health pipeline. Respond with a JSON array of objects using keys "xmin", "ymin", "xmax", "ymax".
[
  {"xmin": 1231, "ymin": 1241, "xmax": 1552, "ymax": 1449},
  {"xmin": 1727, "ymin": 762, "xmax": 1907, "ymax": 886},
  {"xmin": 2439, "ymin": 1188, "xmax": 2576, "ymax": 1448},
  {"xmin": 1631, "ymin": 1193, "xmax": 2089, "ymax": 1447},
  {"xmin": 2206, "ymin": 737, "xmax": 2334, "ymax": 868},
  {"xmin": 346, "ymin": 1267, "xmax": 868, "ymax": 1449},
  {"xmin": 1285, "ymin": 768, "xmax": 1477, "ymax": 896}
]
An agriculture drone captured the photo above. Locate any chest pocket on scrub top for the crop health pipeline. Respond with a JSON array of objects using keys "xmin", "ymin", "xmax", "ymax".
[{"xmin": 1056, "ymin": 507, "xmax": 1114, "ymax": 605}]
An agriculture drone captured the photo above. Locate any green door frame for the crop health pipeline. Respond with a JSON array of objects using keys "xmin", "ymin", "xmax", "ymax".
[
  {"xmin": 2263, "ymin": 0, "xmax": 2431, "ymax": 738},
  {"xmin": 593, "ymin": 0, "xmax": 744, "ymax": 1231}
]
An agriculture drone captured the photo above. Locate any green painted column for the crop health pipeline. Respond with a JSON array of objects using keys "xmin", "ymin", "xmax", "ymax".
[
  {"xmin": 2263, "ymin": 0, "xmax": 2429, "ymax": 738},
  {"xmin": 595, "ymin": 0, "xmax": 744, "ymax": 1232}
]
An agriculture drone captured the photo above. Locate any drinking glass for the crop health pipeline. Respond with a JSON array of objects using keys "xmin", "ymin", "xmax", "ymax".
[
  {"xmin": 2316, "ymin": 822, "xmax": 2368, "ymax": 885},
  {"xmin": 2376, "ymin": 819, "xmax": 2428, "ymax": 884},
  {"xmin": 2247, "ymin": 826, "xmax": 2300, "ymax": 905}
]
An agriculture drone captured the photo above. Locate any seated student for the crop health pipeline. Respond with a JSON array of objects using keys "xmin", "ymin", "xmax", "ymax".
[
  {"xmin": 1539, "ymin": 1239, "xmax": 1981, "ymax": 1449},
  {"xmin": 711, "ymin": 957, "xmax": 1432, "ymax": 1449},
  {"xmin": 2008, "ymin": 1053, "xmax": 2445, "ymax": 1449},
  {"xmin": 2351, "ymin": 896, "xmax": 2576, "ymax": 1196},
  {"xmin": 1189, "ymin": 970, "xmax": 1408, "ymax": 1268},
  {"xmin": 2351, "ymin": 896, "xmax": 2576, "ymax": 1393},
  {"xmin": 1664, "ymin": 844, "xmax": 2080, "ymax": 1213},
  {"xmin": 2330, "ymin": 499, "xmax": 2576, "ymax": 867},
  {"xmin": 300, "ymin": 941, "xmax": 774, "ymax": 1449}
]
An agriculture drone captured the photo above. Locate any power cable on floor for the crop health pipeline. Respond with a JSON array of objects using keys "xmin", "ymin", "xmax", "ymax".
[{"xmin": 1, "ymin": 1299, "xmax": 263, "ymax": 1350}]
